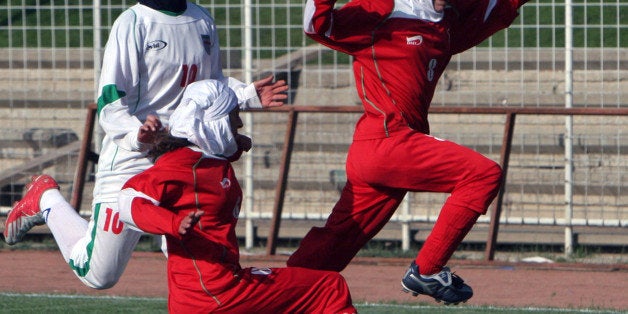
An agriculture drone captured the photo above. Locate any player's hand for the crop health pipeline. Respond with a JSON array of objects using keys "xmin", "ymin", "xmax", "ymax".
[
  {"xmin": 138, "ymin": 115, "xmax": 163, "ymax": 144},
  {"xmin": 178, "ymin": 211, "xmax": 204, "ymax": 236},
  {"xmin": 254, "ymin": 75, "xmax": 288, "ymax": 108}
]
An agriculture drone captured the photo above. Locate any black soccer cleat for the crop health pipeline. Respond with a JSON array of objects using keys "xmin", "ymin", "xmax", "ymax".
[{"xmin": 401, "ymin": 261, "xmax": 473, "ymax": 305}]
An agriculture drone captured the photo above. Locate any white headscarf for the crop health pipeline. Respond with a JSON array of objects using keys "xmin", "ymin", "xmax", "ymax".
[
  {"xmin": 169, "ymin": 79, "xmax": 239, "ymax": 157},
  {"xmin": 390, "ymin": 0, "xmax": 444, "ymax": 22}
]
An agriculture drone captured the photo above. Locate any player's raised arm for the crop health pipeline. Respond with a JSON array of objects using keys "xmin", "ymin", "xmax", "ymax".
[
  {"xmin": 303, "ymin": 0, "xmax": 393, "ymax": 53},
  {"xmin": 449, "ymin": 0, "xmax": 531, "ymax": 54}
]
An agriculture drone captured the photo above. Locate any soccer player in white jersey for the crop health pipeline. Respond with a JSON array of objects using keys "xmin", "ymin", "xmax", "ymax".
[{"xmin": 3, "ymin": 0, "xmax": 287, "ymax": 289}]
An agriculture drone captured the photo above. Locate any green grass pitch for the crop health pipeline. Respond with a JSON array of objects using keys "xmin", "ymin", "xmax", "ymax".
[{"xmin": 0, "ymin": 293, "xmax": 620, "ymax": 314}]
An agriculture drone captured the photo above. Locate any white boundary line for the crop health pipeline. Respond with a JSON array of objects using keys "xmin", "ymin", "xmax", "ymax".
[
  {"xmin": 0, "ymin": 293, "xmax": 621, "ymax": 313},
  {"xmin": 356, "ymin": 303, "xmax": 622, "ymax": 313},
  {"xmin": 0, "ymin": 292, "xmax": 166, "ymax": 301}
]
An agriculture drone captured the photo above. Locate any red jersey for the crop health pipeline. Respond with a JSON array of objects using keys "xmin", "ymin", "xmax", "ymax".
[
  {"xmin": 120, "ymin": 147, "xmax": 243, "ymax": 305},
  {"xmin": 304, "ymin": 0, "xmax": 526, "ymax": 138},
  {"xmin": 120, "ymin": 147, "xmax": 357, "ymax": 313}
]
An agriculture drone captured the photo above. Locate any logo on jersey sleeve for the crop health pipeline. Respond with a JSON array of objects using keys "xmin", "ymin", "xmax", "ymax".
[
  {"xmin": 201, "ymin": 35, "xmax": 212, "ymax": 55},
  {"xmin": 406, "ymin": 35, "xmax": 423, "ymax": 46},
  {"xmin": 146, "ymin": 40, "xmax": 167, "ymax": 51}
]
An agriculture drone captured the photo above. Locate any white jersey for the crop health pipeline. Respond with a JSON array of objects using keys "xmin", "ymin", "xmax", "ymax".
[{"xmin": 94, "ymin": 2, "xmax": 260, "ymax": 203}]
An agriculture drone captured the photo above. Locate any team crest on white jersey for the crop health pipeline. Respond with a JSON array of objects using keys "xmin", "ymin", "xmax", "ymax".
[
  {"xmin": 146, "ymin": 40, "xmax": 167, "ymax": 51},
  {"xmin": 201, "ymin": 35, "xmax": 212, "ymax": 55},
  {"xmin": 406, "ymin": 35, "xmax": 423, "ymax": 46}
]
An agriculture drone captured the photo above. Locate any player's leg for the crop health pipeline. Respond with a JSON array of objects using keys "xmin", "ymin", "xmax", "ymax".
[
  {"xmin": 288, "ymin": 136, "xmax": 416, "ymax": 271},
  {"xmin": 209, "ymin": 267, "xmax": 356, "ymax": 314},
  {"xmin": 385, "ymin": 131, "xmax": 501, "ymax": 269},
  {"xmin": 287, "ymin": 177, "xmax": 405, "ymax": 271},
  {"xmin": 288, "ymin": 130, "xmax": 414, "ymax": 271},
  {"xmin": 3, "ymin": 175, "xmax": 89, "ymax": 259},
  {"xmin": 358, "ymin": 130, "xmax": 501, "ymax": 266},
  {"xmin": 65, "ymin": 201, "xmax": 142, "ymax": 289},
  {"xmin": 3, "ymin": 175, "xmax": 142, "ymax": 289},
  {"xmin": 400, "ymin": 203, "xmax": 480, "ymax": 304},
  {"xmin": 1, "ymin": 176, "xmax": 137, "ymax": 289},
  {"xmin": 41, "ymin": 186, "xmax": 89, "ymax": 261},
  {"xmin": 378, "ymin": 130, "xmax": 501, "ymax": 303}
]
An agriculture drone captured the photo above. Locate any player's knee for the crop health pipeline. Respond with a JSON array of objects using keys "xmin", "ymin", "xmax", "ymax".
[
  {"xmin": 457, "ymin": 160, "xmax": 503, "ymax": 214},
  {"xmin": 476, "ymin": 161, "xmax": 503, "ymax": 202},
  {"xmin": 84, "ymin": 279, "xmax": 118, "ymax": 290},
  {"xmin": 484, "ymin": 161, "xmax": 503, "ymax": 189},
  {"xmin": 78, "ymin": 274, "xmax": 120, "ymax": 290}
]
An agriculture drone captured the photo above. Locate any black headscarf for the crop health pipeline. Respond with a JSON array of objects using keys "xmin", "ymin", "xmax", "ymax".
[{"xmin": 139, "ymin": 0, "xmax": 187, "ymax": 13}]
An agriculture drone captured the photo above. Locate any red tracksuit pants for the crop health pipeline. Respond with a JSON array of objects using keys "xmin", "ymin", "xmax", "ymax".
[{"xmin": 288, "ymin": 128, "xmax": 502, "ymax": 271}]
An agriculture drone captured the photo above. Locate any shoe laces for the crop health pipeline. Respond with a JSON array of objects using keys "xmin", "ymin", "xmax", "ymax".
[
  {"xmin": 422, "ymin": 267, "xmax": 453, "ymax": 287},
  {"xmin": 428, "ymin": 268, "xmax": 466, "ymax": 288},
  {"xmin": 450, "ymin": 271, "xmax": 466, "ymax": 288}
]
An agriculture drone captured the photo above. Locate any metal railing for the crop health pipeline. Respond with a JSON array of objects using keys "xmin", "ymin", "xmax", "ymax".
[{"xmin": 70, "ymin": 104, "xmax": 628, "ymax": 261}]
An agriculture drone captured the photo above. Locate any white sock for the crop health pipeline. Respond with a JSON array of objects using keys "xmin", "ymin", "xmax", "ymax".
[{"xmin": 40, "ymin": 189, "xmax": 88, "ymax": 262}]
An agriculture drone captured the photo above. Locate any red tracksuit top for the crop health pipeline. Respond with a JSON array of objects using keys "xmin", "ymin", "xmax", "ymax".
[
  {"xmin": 305, "ymin": 0, "xmax": 527, "ymax": 138},
  {"xmin": 122, "ymin": 147, "xmax": 243, "ymax": 302}
]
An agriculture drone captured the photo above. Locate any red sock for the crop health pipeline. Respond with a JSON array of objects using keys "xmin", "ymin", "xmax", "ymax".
[{"xmin": 416, "ymin": 203, "xmax": 480, "ymax": 275}]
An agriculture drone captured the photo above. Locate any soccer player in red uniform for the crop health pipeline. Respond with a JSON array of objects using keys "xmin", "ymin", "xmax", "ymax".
[
  {"xmin": 287, "ymin": 0, "xmax": 530, "ymax": 304},
  {"xmin": 118, "ymin": 79, "xmax": 356, "ymax": 313}
]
